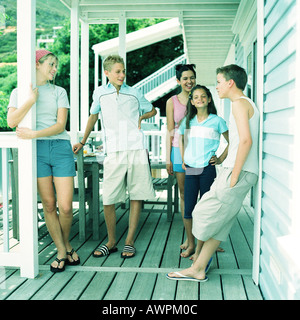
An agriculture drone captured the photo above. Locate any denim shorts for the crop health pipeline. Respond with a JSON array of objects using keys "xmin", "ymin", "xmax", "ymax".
[
  {"xmin": 37, "ymin": 139, "xmax": 76, "ymax": 178},
  {"xmin": 171, "ymin": 147, "xmax": 185, "ymax": 173}
]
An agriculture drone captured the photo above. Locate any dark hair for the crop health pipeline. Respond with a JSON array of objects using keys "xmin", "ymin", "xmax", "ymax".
[
  {"xmin": 185, "ymin": 85, "xmax": 217, "ymax": 129},
  {"xmin": 216, "ymin": 64, "xmax": 248, "ymax": 90},
  {"xmin": 175, "ymin": 64, "xmax": 196, "ymax": 81}
]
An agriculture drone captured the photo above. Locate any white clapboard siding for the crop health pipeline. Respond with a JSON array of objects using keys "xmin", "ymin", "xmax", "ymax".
[{"xmin": 259, "ymin": 0, "xmax": 298, "ymax": 300}]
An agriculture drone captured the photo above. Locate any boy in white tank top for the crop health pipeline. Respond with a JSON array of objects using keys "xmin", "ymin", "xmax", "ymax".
[{"xmin": 167, "ymin": 64, "xmax": 259, "ymax": 283}]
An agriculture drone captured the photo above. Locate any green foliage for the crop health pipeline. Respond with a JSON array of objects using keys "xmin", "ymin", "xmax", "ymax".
[
  {"xmin": 0, "ymin": 0, "xmax": 184, "ymax": 130},
  {"xmin": 0, "ymin": 65, "xmax": 17, "ymax": 94},
  {"xmin": 0, "ymin": 91, "xmax": 11, "ymax": 131},
  {"xmin": 49, "ymin": 18, "xmax": 183, "ymax": 102}
]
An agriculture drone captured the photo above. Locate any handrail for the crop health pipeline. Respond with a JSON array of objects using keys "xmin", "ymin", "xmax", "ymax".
[{"xmin": 133, "ymin": 54, "xmax": 186, "ymax": 95}]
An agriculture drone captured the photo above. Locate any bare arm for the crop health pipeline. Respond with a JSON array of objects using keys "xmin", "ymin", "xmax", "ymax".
[
  {"xmin": 210, "ymin": 130, "xmax": 229, "ymax": 165},
  {"xmin": 15, "ymin": 107, "xmax": 69, "ymax": 140},
  {"xmin": 179, "ymin": 133, "xmax": 186, "ymax": 170},
  {"xmin": 138, "ymin": 106, "xmax": 157, "ymax": 129},
  {"xmin": 72, "ymin": 113, "xmax": 99, "ymax": 154},
  {"xmin": 7, "ymin": 84, "xmax": 38, "ymax": 128},
  {"xmin": 230, "ymin": 99, "xmax": 253, "ymax": 187}
]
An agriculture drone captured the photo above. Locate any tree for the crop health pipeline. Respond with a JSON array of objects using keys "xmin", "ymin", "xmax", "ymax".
[{"xmin": 49, "ymin": 18, "xmax": 183, "ymax": 102}]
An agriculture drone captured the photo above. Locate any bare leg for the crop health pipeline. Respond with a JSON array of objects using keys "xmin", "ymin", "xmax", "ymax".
[
  {"xmin": 168, "ymin": 238, "xmax": 221, "ymax": 280},
  {"xmin": 175, "ymin": 172, "xmax": 187, "ymax": 250},
  {"xmin": 180, "ymin": 218, "xmax": 195, "ymax": 258},
  {"xmin": 190, "ymin": 239, "xmax": 204, "ymax": 261},
  {"xmin": 38, "ymin": 176, "xmax": 72, "ymax": 269},
  {"xmin": 190, "ymin": 241, "xmax": 224, "ymax": 261},
  {"xmin": 122, "ymin": 200, "xmax": 142, "ymax": 257},
  {"xmin": 54, "ymin": 176, "xmax": 79, "ymax": 263},
  {"xmin": 93, "ymin": 204, "xmax": 116, "ymax": 256}
]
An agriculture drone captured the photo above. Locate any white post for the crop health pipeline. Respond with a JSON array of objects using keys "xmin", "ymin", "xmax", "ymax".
[
  {"xmin": 95, "ymin": 52, "xmax": 100, "ymax": 88},
  {"xmin": 252, "ymin": 0, "xmax": 264, "ymax": 286},
  {"xmin": 70, "ymin": 0, "xmax": 79, "ymax": 144},
  {"xmin": 81, "ymin": 21, "xmax": 89, "ymax": 131},
  {"xmin": 119, "ymin": 11, "xmax": 126, "ymax": 66},
  {"xmin": 2, "ymin": 148, "xmax": 9, "ymax": 252},
  {"xmin": 100, "ymin": 56, "xmax": 107, "ymax": 86},
  {"xmin": 17, "ymin": 0, "xmax": 38, "ymax": 278}
]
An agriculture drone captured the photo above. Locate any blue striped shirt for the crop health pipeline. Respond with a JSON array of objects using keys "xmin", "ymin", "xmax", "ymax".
[{"xmin": 178, "ymin": 114, "xmax": 228, "ymax": 168}]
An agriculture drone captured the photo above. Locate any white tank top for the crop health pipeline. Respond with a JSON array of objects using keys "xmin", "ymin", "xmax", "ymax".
[{"xmin": 223, "ymin": 96, "xmax": 259, "ymax": 175}]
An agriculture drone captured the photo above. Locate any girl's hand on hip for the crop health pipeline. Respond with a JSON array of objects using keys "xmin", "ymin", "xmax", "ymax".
[{"xmin": 209, "ymin": 155, "xmax": 221, "ymax": 166}]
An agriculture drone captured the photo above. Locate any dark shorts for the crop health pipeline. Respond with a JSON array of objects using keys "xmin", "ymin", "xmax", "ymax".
[
  {"xmin": 37, "ymin": 139, "xmax": 76, "ymax": 178},
  {"xmin": 184, "ymin": 163, "xmax": 216, "ymax": 219}
]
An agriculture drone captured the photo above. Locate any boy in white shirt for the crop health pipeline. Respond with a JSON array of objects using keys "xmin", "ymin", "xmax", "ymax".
[{"xmin": 73, "ymin": 55, "xmax": 156, "ymax": 258}]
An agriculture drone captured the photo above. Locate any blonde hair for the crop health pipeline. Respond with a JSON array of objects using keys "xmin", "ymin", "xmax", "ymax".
[
  {"xmin": 103, "ymin": 55, "xmax": 125, "ymax": 71},
  {"xmin": 38, "ymin": 53, "xmax": 59, "ymax": 86}
]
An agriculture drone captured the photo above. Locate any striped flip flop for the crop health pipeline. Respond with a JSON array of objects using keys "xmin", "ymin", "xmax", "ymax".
[
  {"xmin": 121, "ymin": 245, "xmax": 136, "ymax": 259},
  {"xmin": 93, "ymin": 244, "xmax": 118, "ymax": 257}
]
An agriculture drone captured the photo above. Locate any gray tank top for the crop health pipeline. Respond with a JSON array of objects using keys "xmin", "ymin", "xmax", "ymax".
[{"xmin": 223, "ymin": 96, "xmax": 259, "ymax": 175}]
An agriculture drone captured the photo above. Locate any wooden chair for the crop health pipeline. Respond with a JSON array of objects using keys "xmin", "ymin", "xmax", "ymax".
[
  {"xmin": 74, "ymin": 148, "xmax": 93, "ymax": 240},
  {"xmin": 142, "ymin": 174, "xmax": 179, "ymax": 221}
]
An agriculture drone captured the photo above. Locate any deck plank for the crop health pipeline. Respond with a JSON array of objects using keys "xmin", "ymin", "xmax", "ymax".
[
  {"xmin": 127, "ymin": 273, "xmax": 157, "ymax": 300},
  {"xmin": 199, "ymin": 274, "xmax": 223, "ymax": 300},
  {"xmin": 1, "ymin": 193, "xmax": 264, "ymax": 300},
  {"xmin": 6, "ymin": 271, "xmax": 53, "ymax": 300},
  {"xmin": 243, "ymin": 275, "xmax": 263, "ymax": 300},
  {"xmin": 221, "ymin": 275, "xmax": 247, "ymax": 300},
  {"xmin": 104, "ymin": 272, "xmax": 137, "ymax": 300},
  {"xmin": 30, "ymin": 271, "xmax": 75, "ymax": 300},
  {"xmin": 152, "ymin": 274, "xmax": 176, "ymax": 300},
  {"xmin": 55, "ymin": 271, "xmax": 95, "ymax": 300},
  {"xmin": 80, "ymin": 272, "xmax": 116, "ymax": 300}
]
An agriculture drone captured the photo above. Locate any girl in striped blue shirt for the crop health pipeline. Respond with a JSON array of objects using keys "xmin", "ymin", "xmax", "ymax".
[{"xmin": 178, "ymin": 85, "xmax": 229, "ymax": 259}]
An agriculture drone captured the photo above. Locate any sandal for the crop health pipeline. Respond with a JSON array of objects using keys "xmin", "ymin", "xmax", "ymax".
[
  {"xmin": 121, "ymin": 245, "xmax": 136, "ymax": 259},
  {"xmin": 50, "ymin": 257, "xmax": 66, "ymax": 273},
  {"xmin": 66, "ymin": 248, "xmax": 80, "ymax": 266},
  {"xmin": 93, "ymin": 244, "xmax": 118, "ymax": 257}
]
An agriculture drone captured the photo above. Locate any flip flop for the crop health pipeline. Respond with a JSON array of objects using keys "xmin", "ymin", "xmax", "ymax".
[
  {"xmin": 121, "ymin": 245, "xmax": 136, "ymax": 259},
  {"xmin": 66, "ymin": 248, "xmax": 80, "ymax": 265},
  {"xmin": 93, "ymin": 244, "xmax": 118, "ymax": 257},
  {"xmin": 50, "ymin": 257, "xmax": 66, "ymax": 273},
  {"xmin": 166, "ymin": 272, "xmax": 208, "ymax": 282}
]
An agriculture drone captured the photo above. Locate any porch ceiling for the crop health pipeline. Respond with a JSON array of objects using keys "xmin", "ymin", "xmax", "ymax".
[{"xmin": 61, "ymin": 0, "xmax": 241, "ymax": 86}]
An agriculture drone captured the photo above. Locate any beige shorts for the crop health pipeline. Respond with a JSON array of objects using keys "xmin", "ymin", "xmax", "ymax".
[
  {"xmin": 102, "ymin": 149, "xmax": 156, "ymax": 205},
  {"xmin": 192, "ymin": 167, "xmax": 258, "ymax": 242}
]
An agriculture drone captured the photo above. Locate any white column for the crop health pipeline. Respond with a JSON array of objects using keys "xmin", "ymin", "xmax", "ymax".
[
  {"xmin": 101, "ymin": 56, "xmax": 107, "ymax": 86},
  {"xmin": 70, "ymin": 0, "xmax": 79, "ymax": 144},
  {"xmin": 118, "ymin": 11, "xmax": 126, "ymax": 66},
  {"xmin": 17, "ymin": 0, "xmax": 38, "ymax": 278},
  {"xmin": 81, "ymin": 21, "xmax": 89, "ymax": 131},
  {"xmin": 94, "ymin": 52, "xmax": 99, "ymax": 89}
]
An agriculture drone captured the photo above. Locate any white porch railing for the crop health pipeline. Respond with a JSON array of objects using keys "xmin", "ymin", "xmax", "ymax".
[
  {"xmin": 144, "ymin": 129, "xmax": 166, "ymax": 163},
  {"xmin": 0, "ymin": 132, "xmax": 38, "ymax": 279},
  {"xmin": 133, "ymin": 54, "xmax": 186, "ymax": 95},
  {"xmin": 0, "ymin": 0, "xmax": 39, "ymax": 279}
]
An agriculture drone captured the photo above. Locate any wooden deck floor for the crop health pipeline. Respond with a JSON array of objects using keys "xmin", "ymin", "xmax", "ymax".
[{"xmin": 0, "ymin": 191, "xmax": 264, "ymax": 301}]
